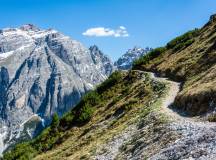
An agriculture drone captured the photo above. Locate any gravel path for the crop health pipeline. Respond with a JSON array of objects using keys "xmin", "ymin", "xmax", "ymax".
[
  {"xmin": 147, "ymin": 71, "xmax": 216, "ymax": 127},
  {"xmin": 93, "ymin": 70, "xmax": 216, "ymax": 160},
  {"xmin": 146, "ymin": 71, "xmax": 216, "ymax": 160}
]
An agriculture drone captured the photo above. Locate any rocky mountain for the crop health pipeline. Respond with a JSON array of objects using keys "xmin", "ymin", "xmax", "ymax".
[
  {"xmin": 0, "ymin": 24, "xmax": 107, "ymax": 154},
  {"xmin": 89, "ymin": 45, "xmax": 116, "ymax": 77},
  {"xmin": 5, "ymin": 14, "xmax": 216, "ymax": 160},
  {"xmin": 115, "ymin": 46, "xmax": 151, "ymax": 70}
]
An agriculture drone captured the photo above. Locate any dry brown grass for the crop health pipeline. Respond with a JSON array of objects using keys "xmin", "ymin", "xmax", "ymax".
[{"xmin": 140, "ymin": 16, "xmax": 216, "ymax": 115}]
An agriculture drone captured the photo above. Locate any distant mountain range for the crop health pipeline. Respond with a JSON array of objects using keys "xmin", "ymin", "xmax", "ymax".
[
  {"xmin": 114, "ymin": 46, "xmax": 152, "ymax": 70},
  {"xmin": 90, "ymin": 45, "xmax": 152, "ymax": 71}
]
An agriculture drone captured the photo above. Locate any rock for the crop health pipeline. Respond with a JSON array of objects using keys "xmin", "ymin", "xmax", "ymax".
[
  {"xmin": 115, "ymin": 46, "xmax": 152, "ymax": 70},
  {"xmin": 89, "ymin": 45, "xmax": 116, "ymax": 77},
  {"xmin": 0, "ymin": 25, "xmax": 108, "ymax": 153}
]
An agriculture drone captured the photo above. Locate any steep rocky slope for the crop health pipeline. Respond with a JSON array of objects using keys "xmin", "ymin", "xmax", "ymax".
[
  {"xmin": 0, "ymin": 24, "xmax": 107, "ymax": 153},
  {"xmin": 133, "ymin": 14, "xmax": 216, "ymax": 117},
  {"xmin": 3, "ymin": 70, "xmax": 169, "ymax": 159},
  {"xmin": 115, "ymin": 47, "xmax": 151, "ymax": 70},
  {"xmin": 6, "ymin": 70, "xmax": 216, "ymax": 160},
  {"xmin": 89, "ymin": 45, "xmax": 116, "ymax": 77}
]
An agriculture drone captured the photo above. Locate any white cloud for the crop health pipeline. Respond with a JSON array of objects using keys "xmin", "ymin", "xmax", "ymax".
[{"xmin": 82, "ymin": 26, "xmax": 129, "ymax": 37}]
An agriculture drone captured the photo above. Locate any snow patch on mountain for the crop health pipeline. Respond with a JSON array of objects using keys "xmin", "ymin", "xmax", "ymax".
[
  {"xmin": 115, "ymin": 47, "xmax": 152, "ymax": 70},
  {"xmin": 0, "ymin": 24, "xmax": 108, "ymax": 154}
]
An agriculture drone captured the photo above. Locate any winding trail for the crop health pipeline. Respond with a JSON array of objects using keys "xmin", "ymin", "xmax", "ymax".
[
  {"xmin": 146, "ymin": 71, "xmax": 216, "ymax": 127},
  {"xmin": 93, "ymin": 70, "xmax": 216, "ymax": 160},
  {"xmin": 145, "ymin": 71, "xmax": 216, "ymax": 160}
]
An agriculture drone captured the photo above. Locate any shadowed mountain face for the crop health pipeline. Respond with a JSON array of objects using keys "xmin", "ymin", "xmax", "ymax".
[{"xmin": 0, "ymin": 24, "xmax": 107, "ymax": 152}]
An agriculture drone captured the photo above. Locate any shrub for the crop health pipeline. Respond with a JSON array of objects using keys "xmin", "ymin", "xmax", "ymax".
[
  {"xmin": 208, "ymin": 113, "xmax": 216, "ymax": 122},
  {"xmin": 166, "ymin": 29, "xmax": 199, "ymax": 50},
  {"xmin": 81, "ymin": 91, "xmax": 101, "ymax": 106},
  {"xmin": 60, "ymin": 112, "xmax": 75, "ymax": 129},
  {"xmin": 96, "ymin": 71, "xmax": 122, "ymax": 94},
  {"xmin": 51, "ymin": 113, "xmax": 59, "ymax": 130},
  {"xmin": 33, "ymin": 126, "xmax": 61, "ymax": 152},
  {"xmin": 3, "ymin": 143, "xmax": 37, "ymax": 160},
  {"xmin": 76, "ymin": 104, "xmax": 94, "ymax": 123}
]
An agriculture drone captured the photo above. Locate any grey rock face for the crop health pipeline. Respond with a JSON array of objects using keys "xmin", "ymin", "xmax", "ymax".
[
  {"xmin": 89, "ymin": 45, "xmax": 116, "ymax": 77},
  {"xmin": 115, "ymin": 47, "xmax": 152, "ymax": 70},
  {"xmin": 0, "ymin": 24, "xmax": 106, "ymax": 153}
]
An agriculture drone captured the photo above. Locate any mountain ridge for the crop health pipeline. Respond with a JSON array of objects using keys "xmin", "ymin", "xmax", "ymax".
[
  {"xmin": 4, "ymin": 14, "xmax": 216, "ymax": 160},
  {"xmin": 0, "ymin": 24, "xmax": 108, "ymax": 154},
  {"xmin": 115, "ymin": 46, "xmax": 151, "ymax": 70}
]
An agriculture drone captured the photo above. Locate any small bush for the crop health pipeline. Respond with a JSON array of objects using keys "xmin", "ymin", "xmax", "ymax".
[
  {"xmin": 3, "ymin": 143, "xmax": 37, "ymax": 160},
  {"xmin": 166, "ymin": 29, "xmax": 199, "ymax": 50},
  {"xmin": 208, "ymin": 113, "xmax": 216, "ymax": 122},
  {"xmin": 51, "ymin": 113, "xmax": 59, "ymax": 130},
  {"xmin": 96, "ymin": 71, "xmax": 122, "ymax": 94},
  {"xmin": 81, "ymin": 91, "xmax": 101, "ymax": 106},
  {"xmin": 76, "ymin": 104, "xmax": 94, "ymax": 123},
  {"xmin": 60, "ymin": 112, "xmax": 75, "ymax": 128}
]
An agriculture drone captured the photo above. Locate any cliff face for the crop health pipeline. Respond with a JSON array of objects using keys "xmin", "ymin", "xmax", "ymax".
[
  {"xmin": 0, "ymin": 24, "xmax": 107, "ymax": 152},
  {"xmin": 134, "ymin": 14, "xmax": 216, "ymax": 116},
  {"xmin": 89, "ymin": 45, "xmax": 116, "ymax": 77}
]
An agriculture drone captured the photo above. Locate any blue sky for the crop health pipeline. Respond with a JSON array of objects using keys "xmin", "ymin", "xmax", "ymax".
[{"xmin": 0, "ymin": 0, "xmax": 216, "ymax": 60}]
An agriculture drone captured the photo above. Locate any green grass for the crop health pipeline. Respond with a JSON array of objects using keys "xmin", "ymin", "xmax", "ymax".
[
  {"xmin": 208, "ymin": 113, "xmax": 216, "ymax": 122},
  {"xmin": 3, "ymin": 71, "xmax": 123, "ymax": 160},
  {"xmin": 166, "ymin": 28, "xmax": 199, "ymax": 51},
  {"xmin": 133, "ymin": 47, "xmax": 167, "ymax": 68},
  {"xmin": 4, "ymin": 70, "xmax": 168, "ymax": 160},
  {"xmin": 132, "ymin": 28, "xmax": 200, "ymax": 70}
]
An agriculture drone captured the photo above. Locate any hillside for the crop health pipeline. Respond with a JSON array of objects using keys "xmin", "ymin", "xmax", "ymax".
[
  {"xmin": 133, "ymin": 14, "xmax": 216, "ymax": 117},
  {"xmin": 3, "ymin": 70, "xmax": 168, "ymax": 159},
  {"xmin": 4, "ymin": 14, "xmax": 216, "ymax": 160}
]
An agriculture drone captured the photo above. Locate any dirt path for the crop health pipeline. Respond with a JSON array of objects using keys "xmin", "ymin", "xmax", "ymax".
[
  {"xmin": 144, "ymin": 71, "xmax": 216, "ymax": 129},
  {"xmin": 147, "ymin": 72, "xmax": 191, "ymax": 122},
  {"xmin": 95, "ymin": 70, "xmax": 216, "ymax": 160}
]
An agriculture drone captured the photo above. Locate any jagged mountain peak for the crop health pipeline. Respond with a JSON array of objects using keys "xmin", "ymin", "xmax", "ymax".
[
  {"xmin": 0, "ymin": 25, "xmax": 108, "ymax": 153},
  {"xmin": 115, "ymin": 46, "xmax": 152, "ymax": 70},
  {"xmin": 89, "ymin": 45, "xmax": 116, "ymax": 77},
  {"xmin": 19, "ymin": 24, "xmax": 41, "ymax": 32}
]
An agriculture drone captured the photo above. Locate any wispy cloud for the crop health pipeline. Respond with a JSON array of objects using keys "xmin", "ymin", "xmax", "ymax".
[{"xmin": 82, "ymin": 26, "xmax": 129, "ymax": 37}]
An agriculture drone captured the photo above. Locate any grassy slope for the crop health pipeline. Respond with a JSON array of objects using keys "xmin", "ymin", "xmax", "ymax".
[
  {"xmin": 5, "ymin": 14, "xmax": 216, "ymax": 160},
  {"xmin": 4, "ymin": 70, "xmax": 168, "ymax": 159},
  {"xmin": 133, "ymin": 14, "xmax": 216, "ymax": 116}
]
